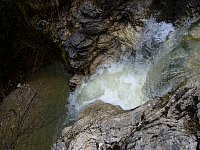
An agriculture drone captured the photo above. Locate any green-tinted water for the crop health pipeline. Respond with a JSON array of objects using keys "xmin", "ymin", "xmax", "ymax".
[
  {"xmin": 144, "ymin": 19, "xmax": 200, "ymax": 98},
  {"xmin": 0, "ymin": 63, "xmax": 71, "ymax": 150},
  {"xmin": 24, "ymin": 63, "xmax": 71, "ymax": 150}
]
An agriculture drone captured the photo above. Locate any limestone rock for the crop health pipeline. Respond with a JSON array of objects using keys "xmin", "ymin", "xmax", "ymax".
[
  {"xmin": 61, "ymin": 87, "xmax": 200, "ymax": 150},
  {"xmin": 63, "ymin": 0, "xmax": 150, "ymax": 74},
  {"xmin": 79, "ymin": 1, "xmax": 102, "ymax": 19}
]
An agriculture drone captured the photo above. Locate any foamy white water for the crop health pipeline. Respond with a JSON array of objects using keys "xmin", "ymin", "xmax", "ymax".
[
  {"xmin": 68, "ymin": 18, "xmax": 176, "ymax": 113},
  {"xmin": 69, "ymin": 62, "xmax": 147, "ymax": 111},
  {"xmin": 135, "ymin": 18, "xmax": 175, "ymax": 66}
]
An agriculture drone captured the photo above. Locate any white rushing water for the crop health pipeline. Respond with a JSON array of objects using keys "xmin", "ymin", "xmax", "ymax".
[
  {"xmin": 68, "ymin": 18, "xmax": 176, "ymax": 113},
  {"xmin": 69, "ymin": 62, "xmax": 147, "ymax": 111},
  {"xmin": 134, "ymin": 18, "xmax": 175, "ymax": 66}
]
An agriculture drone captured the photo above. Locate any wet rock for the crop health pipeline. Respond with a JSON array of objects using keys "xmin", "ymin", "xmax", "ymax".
[
  {"xmin": 69, "ymin": 31, "xmax": 93, "ymax": 49},
  {"xmin": 97, "ymin": 0, "xmax": 124, "ymax": 10},
  {"xmin": 64, "ymin": 18, "xmax": 141, "ymax": 72},
  {"xmin": 76, "ymin": 1, "xmax": 111, "ymax": 35},
  {"xmin": 79, "ymin": 1, "xmax": 102, "ymax": 19},
  {"xmin": 69, "ymin": 74, "xmax": 86, "ymax": 91},
  {"xmin": 83, "ymin": 19, "xmax": 111, "ymax": 35},
  {"xmin": 77, "ymin": 4, "xmax": 102, "ymax": 24},
  {"xmin": 64, "ymin": 30, "xmax": 96, "ymax": 69},
  {"xmin": 60, "ymin": 0, "xmax": 153, "ymax": 74},
  {"xmin": 120, "ymin": 1, "xmax": 153, "ymax": 24},
  {"xmin": 44, "ymin": 0, "xmax": 200, "ymax": 77},
  {"xmin": 77, "ymin": 101, "xmax": 124, "ymax": 119},
  {"xmin": 43, "ymin": 0, "xmax": 156, "ymax": 78},
  {"xmin": 88, "ymin": 22, "xmax": 141, "ymax": 73},
  {"xmin": 60, "ymin": 87, "xmax": 200, "ymax": 150},
  {"xmin": 151, "ymin": 0, "xmax": 200, "ymax": 25}
]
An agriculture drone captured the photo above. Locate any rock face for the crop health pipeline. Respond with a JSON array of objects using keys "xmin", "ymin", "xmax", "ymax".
[
  {"xmin": 60, "ymin": 87, "xmax": 200, "ymax": 150},
  {"xmin": 64, "ymin": 1, "xmax": 141, "ymax": 73},
  {"xmin": 41, "ymin": 0, "xmax": 153, "ymax": 90},
  {"xmin": 45, "ymin": 0, "xmax": 200, "ymax": 89}
]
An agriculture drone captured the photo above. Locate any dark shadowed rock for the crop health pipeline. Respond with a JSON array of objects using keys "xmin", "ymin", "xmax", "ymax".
[
  {"xmin": 83, "ymin": 19, "xmax": 111, "ymax": 35},
  {"xmin": 97, "ymin": 0, "xmax": 124, "ymax": 10},
  {"xmin": 79, "ymin": 1, "xmax": 102, "ymax": 19},
  {"xmin": 69, "ymin": 31, "xmax": 93, "ymax": 49},
  {"xmin": 151, "ymin": 0, "xmax": 200, "ymax": 25}
]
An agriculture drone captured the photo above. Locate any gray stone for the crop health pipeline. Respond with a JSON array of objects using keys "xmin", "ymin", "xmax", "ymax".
[
  {"xmin": 69, "ymin": 31, "xmax": 93, "ymax": 49},
  {"xmin": 61, "ymin": 87, "xmax": 200, "ymax": 150},
  {"xmin": 79, "ymin": 1, "xmax": 102, "ymax": 19},
  {"xmin": 83, "ymin": 19, "xmax": 111, "ymax": 35}
]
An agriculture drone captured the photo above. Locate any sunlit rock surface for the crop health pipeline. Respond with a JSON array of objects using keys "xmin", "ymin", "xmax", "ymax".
[{"xmin": 60, "ymin": 87, "xmax": 199, "ymax": 150}]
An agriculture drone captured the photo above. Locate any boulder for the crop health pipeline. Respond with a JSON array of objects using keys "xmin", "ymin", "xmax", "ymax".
[{"xmin": 61, "ymin": 87, "xmax": 200, "ymax": 150}]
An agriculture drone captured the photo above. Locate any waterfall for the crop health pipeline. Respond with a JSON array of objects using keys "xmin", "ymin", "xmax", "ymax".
[
  {"xmin": 67, "ymin": 18, "xmax": 178, "ymax": 114},
  {"xmin": 134, "ymin": 18, "xmax": 175, "ymax": 66},
  {"xmin": 144, "ymin": 18, "xmax": 200, "ymax": 98},
  {"xmin": 69, "ymin": 62, "xmax": 147, "ymax": 111},
  {"xmin": 65, "ymin": 18, "xmax": 200, "ymax": 120}
]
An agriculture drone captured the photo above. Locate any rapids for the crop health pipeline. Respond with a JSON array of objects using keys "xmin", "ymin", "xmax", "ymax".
[{"xmin": 68, "ymin": 18, "xmax": 200, "ymax": 115}]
